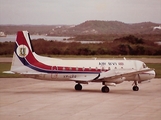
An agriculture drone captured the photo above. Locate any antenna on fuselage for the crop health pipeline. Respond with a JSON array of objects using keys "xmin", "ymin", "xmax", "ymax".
[{"xmin": 92, "ymin": 57, "xmax": 97, "ymax": 60}]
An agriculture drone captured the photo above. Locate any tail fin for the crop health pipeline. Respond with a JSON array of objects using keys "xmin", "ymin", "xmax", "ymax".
[
  {"xmin": 4, "ymin": 31, "xmax": 52, "ymax": 74},
  {"xmin": 11, "ymin": 31, "xmax": 33, "ymax": 69},
  {"xmin": 15, "ymin": 31, "xmax": 34, "ymax": 56},
  {"xmin": 4, "ymin": 31, "xmax": 35, "ymax": 73}
]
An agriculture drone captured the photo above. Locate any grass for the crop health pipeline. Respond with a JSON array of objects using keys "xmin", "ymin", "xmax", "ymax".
[
  {"xmin": 0, "ymin": 62, "xmax": 23, "ymax": 78},
  {"xmin": 0, "ymin": 62, "xmax": 160, "ymax": 78}
]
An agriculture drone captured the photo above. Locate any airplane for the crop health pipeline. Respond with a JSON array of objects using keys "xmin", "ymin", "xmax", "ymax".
[
  {"xmin": 3, "ymin": 31, "xmax": 155, "ymax": 93},
  {"xmin": 153, "ymin": 25, "xmax": 161, "ymax": 30}
]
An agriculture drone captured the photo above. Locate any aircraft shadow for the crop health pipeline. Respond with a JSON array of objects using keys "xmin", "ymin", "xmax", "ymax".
[{"xmin": 0, "ymin": 87, "xmax": 148, "ymax": 96}]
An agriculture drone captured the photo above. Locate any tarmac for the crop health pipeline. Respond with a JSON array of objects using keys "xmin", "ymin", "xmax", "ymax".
[{"xmin": 0, "ymin": 78, "xmax": 160, "ymax": 120}]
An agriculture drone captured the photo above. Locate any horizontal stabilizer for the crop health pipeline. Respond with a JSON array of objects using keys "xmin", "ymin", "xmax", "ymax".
[{"xmin": 3, "ymin": 71, "xmax": 15, "ymax": 74}]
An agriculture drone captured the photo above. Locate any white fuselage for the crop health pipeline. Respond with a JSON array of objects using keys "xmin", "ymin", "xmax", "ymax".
[{"xmin": 14, "ymin": 52, "xmax": 154, "ymax": 83}]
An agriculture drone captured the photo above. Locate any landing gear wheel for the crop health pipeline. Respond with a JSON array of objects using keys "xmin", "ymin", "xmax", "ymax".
[
  {"xmin": 75, "ymin": 84, "xmax": 82, "ymax": 91},
  {"xmin": 101, "ymin": 86, "xmax": 109, "ymax": 93},
  {"xmin": 133, "ymin": 85, "xmax": 139, "ymax": 91}
]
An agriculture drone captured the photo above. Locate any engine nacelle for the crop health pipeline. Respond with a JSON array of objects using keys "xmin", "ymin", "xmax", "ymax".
[
  {"xmin": 114, "ymin": 77, "xmax": 125, "ymax": 83},
  {"xmin": 104, "ymin": 82, "xmax": 116, "ymax": 86},
  {"xmin": 104, "ymin": 77, "xmax": 125, "ymax": 85}
]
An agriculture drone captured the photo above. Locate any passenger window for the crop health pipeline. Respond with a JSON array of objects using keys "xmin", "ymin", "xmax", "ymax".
[
  {"xmin": 76, "ymin": 67, "xmax": 78, "ymax": 71},
  {"xmin": 89, "ymin": 67, "xmax": 91, "ymax": 70},
  {"xmin": 102, "ymin": 67, "xmax": 104, "ymax": 71},
  {"xmin": 83, "ymin": 67, "xmax": 85, "ymax": 71},
  {"xmin": 96, "ymin": 67, "xmax": 98, "ymax": 70}
]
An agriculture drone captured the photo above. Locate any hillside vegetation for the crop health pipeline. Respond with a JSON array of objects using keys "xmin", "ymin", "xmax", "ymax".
[
  {"xmin": 0, "ymin": 20, "xmax": 161, "ymax": 36},
  {"xmin": 1, "ymin": 20, "xmax": 160, "ymax": 56},
  {"xmin": 0, "ymin": 35, "xmax": 160, "ymax": 56}
]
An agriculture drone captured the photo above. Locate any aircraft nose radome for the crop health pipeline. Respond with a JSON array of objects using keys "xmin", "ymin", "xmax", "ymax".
[
  {"xmin": 144, "ymin": 70, "xmax": 156, "ymax": 80},
  {"xmin": 150, "ymin": 70, "xmax": 156, "ymax": 79}
]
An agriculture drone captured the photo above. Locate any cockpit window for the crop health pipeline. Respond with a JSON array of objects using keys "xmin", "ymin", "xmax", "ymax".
[{"xmin": 143, "ymin": 63, "xmax": 147, "ymax": 68}]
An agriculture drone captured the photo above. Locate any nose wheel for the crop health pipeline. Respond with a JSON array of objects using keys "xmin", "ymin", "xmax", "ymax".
[
  {"xmin": 133, "ymin": 85, "xmax": 139, "ymax": 91},
  {"xmin": 132, "ymin": 81, "xmax": 139, "ymax": 91}
]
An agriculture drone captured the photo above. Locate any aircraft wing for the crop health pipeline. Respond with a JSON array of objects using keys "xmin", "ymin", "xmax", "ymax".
[
  {"xmin": 93, "ymin": 68, "xmax": 154, "ymax": 82},
  {"xmin": 69, "ymin": 68, "xmax": 154, "ymax": 82}
]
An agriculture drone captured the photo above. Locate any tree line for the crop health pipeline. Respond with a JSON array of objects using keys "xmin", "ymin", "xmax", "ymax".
[{"xmin": 0, "ymin": 35, "xmax": 160, "ymax": 56}]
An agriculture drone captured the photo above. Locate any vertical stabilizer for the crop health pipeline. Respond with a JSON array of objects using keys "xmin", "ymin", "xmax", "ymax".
[
  {"xmin": 3, "ymin": 31, "xmax": 56, "ymax": 74},
  {"xmin": 10, "ymin": 31, "xmax": 34, "ymax": 73}
]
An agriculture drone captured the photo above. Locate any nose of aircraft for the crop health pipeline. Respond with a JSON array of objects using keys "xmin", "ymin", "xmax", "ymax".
[
  {"xmin": 149, "ymin": 70, "xmax": 156, "ymax": 79},
  {"xmin": 138, "ymin": 69, "xmax": 156, "ymax": 82}
]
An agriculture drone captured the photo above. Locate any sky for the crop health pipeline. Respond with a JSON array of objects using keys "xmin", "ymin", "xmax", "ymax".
[{"xmin": 0, "ymin": 0, "xmax": 161, "ymax": 25}]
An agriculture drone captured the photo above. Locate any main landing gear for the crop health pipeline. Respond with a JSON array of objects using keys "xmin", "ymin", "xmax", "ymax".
[
  {"xmin": 75, "ymin": 83, "xmax": 82, "ymax": 91},
  {"xmin": 74, "ymin": 83, "xmax": 110, "ymax": 93},
  {"xmin": 101, "ymin": 86, "xmax": 110, "ymax": 93},
  {"xmin": 101, "ymin": 82, "xmax": 110, "ymax": 93},
  {"xmin": 132, "ymin": 81, "xmax": 139, "ymax": 91}
]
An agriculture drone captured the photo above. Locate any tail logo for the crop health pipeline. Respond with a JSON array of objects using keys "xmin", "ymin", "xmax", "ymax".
[{"xmin": 16, "ymin": 45, "xmax": 29, "ymax": 58}]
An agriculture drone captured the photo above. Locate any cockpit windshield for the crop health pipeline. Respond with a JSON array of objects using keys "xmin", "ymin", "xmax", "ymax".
[{"xmin": 143, "ymin": 63, "xmax": 147, "ymax": 68}]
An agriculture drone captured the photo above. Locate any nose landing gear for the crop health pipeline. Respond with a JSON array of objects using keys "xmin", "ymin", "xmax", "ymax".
[
  {"xmin": 132, "ymin": 81, "xmax": 139, "ymax": 91},
  {"xmin": 133, "ymin": 85, "xmax": 139, "ymax": 91}
]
